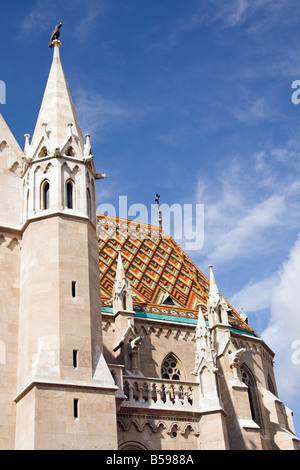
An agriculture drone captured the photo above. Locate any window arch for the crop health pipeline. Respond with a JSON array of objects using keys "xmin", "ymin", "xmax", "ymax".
[
  {"xmin": 65, "ymin": 146, "xmax": 75, "ymax": 157},
  {"xmin": 66, "ymin": 180, "xmax": 74, "ymax": 209},
  {"xmin": 38, "ymin": 146, "xmax": 48, "ymax": 158},
  {"xmin": 41, "ymin": 180, "xmax": 50, "ymax": 210},
  {"xmin": 267, "ymin": 374, "xmax": 276, "ymax": 396},
  {"xmin": 161, "ymin": 353, "xmax": 183, "ymax": 381},
  {"xmin": 87, "ymin": 188, "xmax": 92, "ymax": 218},
  {"xmin": 240, "ymin": 364, "xmax": 264, "ymax": 431},
  {"xmin": 119, "ymin": 441, "xmax": 148, "ymax": 450}
]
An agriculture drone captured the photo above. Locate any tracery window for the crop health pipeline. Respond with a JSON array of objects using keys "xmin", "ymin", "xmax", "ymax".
[
  {"xmin": 161, "ymin": 354, "xmax": 181, "ymax": 380},
  {"xmin": 240, "ymin": 364, "xmax": 264, "ymax": 432}
]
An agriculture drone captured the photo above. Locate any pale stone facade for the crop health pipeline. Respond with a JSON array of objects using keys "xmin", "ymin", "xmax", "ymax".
[{"xmin": 0, "ymin": 41, "xmax": 299, "ymax": 450}]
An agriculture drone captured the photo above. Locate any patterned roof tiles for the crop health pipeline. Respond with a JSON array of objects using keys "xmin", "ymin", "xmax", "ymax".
[{"xmin": 97, "ymin": 214, "xmax": 254, "ymax": 335}]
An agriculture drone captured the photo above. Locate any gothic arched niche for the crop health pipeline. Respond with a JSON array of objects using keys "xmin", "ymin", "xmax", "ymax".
[{"xmin": 200, "ymin": 365, "xmax": 213, "ymax": 397}]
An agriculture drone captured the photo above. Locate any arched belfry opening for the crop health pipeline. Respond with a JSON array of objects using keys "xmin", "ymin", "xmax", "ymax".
[
  {"xmin": 66, "ymin": 180, "xmax": 74, "ymax": 209},
  {"xmin": 41, "ymin": 180, "xmax": 50, "ymax": 210}
]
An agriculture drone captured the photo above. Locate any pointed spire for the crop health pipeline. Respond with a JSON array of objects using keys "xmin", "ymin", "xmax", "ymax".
[
  {"xmin": 208, "ymin": 264, "xmax": 220, "ymax": 297},
  {"xmin": 116, "ymin": 249, "xmax": 126, "ymax": 283},
  {"xmin": 207, "ymin": 264, "xmax": 230, "ymax": 332},
  {"xmin": 31, "ymin": 41, "xmax": 84, "ymax": 151},
  {"xmin": 113, "ymin": 249, "xmax": 133, "ymax": 314}
]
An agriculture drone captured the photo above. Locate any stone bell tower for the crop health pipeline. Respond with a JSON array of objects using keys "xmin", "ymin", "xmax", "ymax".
[{"xmin": 14, "ymin": 38, "xmax": 118, "ymax": 450}]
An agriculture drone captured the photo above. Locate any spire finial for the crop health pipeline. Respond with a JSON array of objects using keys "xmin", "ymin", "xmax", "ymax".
[
  {"xmin": 208, "ymin": 264, "xmax": 220, "ymax": 297},
  {"xmin": 196, "ymin": 303, "xmax": 206, "ymax": 329},
  {"xmin": 31, "ymin": 22, "xmax": 84, "ymax": 152},
  {"xmin": 155, "ymin": 193, "xmax": 162, "ymax": 236},
  {"xmin": 49, "ymin": 23, "xmax": 62, "ymax": 48},
  {"xmin": 52, "ymin": 39, "xmax": 61, "ymax": 48},
  {"xmin": 116, "ymin": 249, "xmax": 126, "ymax": 281}
]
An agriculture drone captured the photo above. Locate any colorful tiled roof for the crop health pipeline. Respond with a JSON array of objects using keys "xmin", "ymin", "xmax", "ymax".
[{"xmin": 97, "ymin": 215, "xmax": 254, "ymax": 335}]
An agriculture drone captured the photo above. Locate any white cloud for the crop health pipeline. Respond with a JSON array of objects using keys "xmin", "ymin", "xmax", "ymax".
[
  {"xmin": 207, "ymin": 193, "xmax": 285, "ymax": 264},
  {"xmin": 214, "ymin": 0, "xmax": 295, "ymax": 30},
  {"xmin": 189, "ymin": 135, "xmax": 300, "ymax": 268},
  {"xmin": 230, "ymin": 273, "xmax": 278, "ymax": 313},
  {"xmin": 74, "ymin": 88, "xmax": 132, "ymax": 139},
  {"xmin": 18, "ymin": 0, "xmax": 56, "ymax": 40},
  {"xmin": 232, "ymin": 98, "xmax": 271, "ymax": 123},
  {"xmin": 226, "ymin": 0, "xmax": 249, "ymax": 27},
  {"xmin": 71, "ymin": 0, "xmax": 108, "ymax": 44},
  {"xmin": 18, "ymin": 0, "xmax": 108, "ymax": 44},
  {"xmin": 195, "ymin": 155, "xmax": 287, "ymax": 265},
  {"xmin": 261, "ymin": 235, "xmax": 300, "ymax": 402}
]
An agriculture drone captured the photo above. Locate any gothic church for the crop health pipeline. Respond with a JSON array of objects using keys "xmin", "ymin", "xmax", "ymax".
[{"xmin": 0, "ymin": 39, "xmax": 299, "ymax": 450}]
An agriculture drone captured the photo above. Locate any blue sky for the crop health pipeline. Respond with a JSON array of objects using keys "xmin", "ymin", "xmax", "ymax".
[{"xmin": 1, "ymin": 0, "xmax": 300, "ymax": 438}]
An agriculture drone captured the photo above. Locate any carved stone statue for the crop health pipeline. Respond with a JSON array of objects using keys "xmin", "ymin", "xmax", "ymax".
[{"xmin": 49, "ymin": 23, "xmax": 62, "ymax": 47}]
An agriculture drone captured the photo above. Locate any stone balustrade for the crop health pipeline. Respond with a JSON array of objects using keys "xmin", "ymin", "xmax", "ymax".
[{"xmin": 109, "ymin": 365, "xmax": 197, "ymax": 411}]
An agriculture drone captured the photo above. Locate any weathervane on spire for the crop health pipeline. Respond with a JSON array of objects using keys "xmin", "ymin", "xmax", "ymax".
[
  {"xmin": 155, "ymin": 193, "xmax": 163, "ymax": 236},
  {"xmin": 49, "ymin": 23, "xmax": 62, "ymax": 48}
]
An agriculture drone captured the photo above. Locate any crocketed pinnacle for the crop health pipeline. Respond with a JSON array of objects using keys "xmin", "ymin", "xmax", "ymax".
[
  {"xmin": 208, "ymin": 264, "xmax": 220, "ymax": 298},
  {"xmin": 31, "ymin": 41, "xmax": 84, "ymax": 151}
]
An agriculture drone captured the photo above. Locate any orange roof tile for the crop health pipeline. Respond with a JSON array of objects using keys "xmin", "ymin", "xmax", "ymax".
[{"xmin": 97, "ymin": 214, "xmax": 254, "ymax": 335}]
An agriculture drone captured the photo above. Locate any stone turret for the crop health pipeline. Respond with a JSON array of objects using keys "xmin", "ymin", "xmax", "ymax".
[{"xmin": 14, "ymin": 39, "xmax": 118, "ymax": 450}]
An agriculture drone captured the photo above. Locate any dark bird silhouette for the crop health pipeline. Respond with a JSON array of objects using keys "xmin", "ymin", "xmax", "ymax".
[
  {"xmin": 155, "ymin": 194, "xmax": 160, "ymax": 204},
  {"xmin": 49, "ymin": 23, "xmax": 62, "ymax": 47}
]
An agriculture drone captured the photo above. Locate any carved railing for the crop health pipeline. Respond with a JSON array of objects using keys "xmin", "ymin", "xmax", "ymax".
[{"xmin": 109, "ymin": 366, "xmax": 198, "ymax": 411}]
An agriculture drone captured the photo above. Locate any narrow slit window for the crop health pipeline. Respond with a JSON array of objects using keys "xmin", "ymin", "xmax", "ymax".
[
  {"xmin": 87, "ymin": 188, "xmax": 92, "ymax": 218},
  {"xmin": 66, "ymin": 181, "xmax": 73, "ymax": 209},
  {"xmin": 73, "ymin": 350, "xmax": 78, "ymax": 368},
  {"xmin": 74, "ymin": 399, "xmax": 79, "ymax": 419},
  {"xmin": 72, "ymin": 281, "xmax": 76, "ymax": 298},
  {"xmin": 42, "ymin": 181, "xmax": 50, "ymax": 210}
]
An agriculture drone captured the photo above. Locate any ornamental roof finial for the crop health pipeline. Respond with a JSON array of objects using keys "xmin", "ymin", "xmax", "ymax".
[
  {"xmin": 49, "ymin": 23, "xmax": 62, "ymax": 48},
  {"xmin": 155, "ymin": 193, "xmax": 162, "ymax": 236}
]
